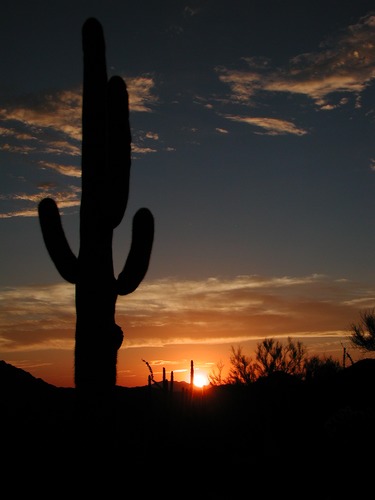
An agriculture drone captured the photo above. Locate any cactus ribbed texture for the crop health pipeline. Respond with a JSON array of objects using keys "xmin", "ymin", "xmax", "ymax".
[{"xmin": 38, "ymin": 18, "xmax": 154, "ymax": 395}]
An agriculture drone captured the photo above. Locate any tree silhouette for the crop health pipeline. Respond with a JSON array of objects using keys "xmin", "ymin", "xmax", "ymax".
[
  {"xmin": 224, "ymin": 338, "xmax": 308, "ymax": 385},
  {"xmin": 255, "ymin": 337, "xmax": 306, "ymax": 377},
  {"xmin": 208, "ymin": 359, "xmax": 225, "ymax": 386},
  {"xmin": 349, "ymin": 309, "xmax": 375, "ymax": 352},
  {"xmin": 303, "ymin": 354, "xmax": 342, "ymax": 381},
  {"xmin": 38, "ymin": 18, "xmax": 154, "ymax": 396},
  {"xmin": 226, "ymin": 345, "xmax": 256, "ymax": 385}
]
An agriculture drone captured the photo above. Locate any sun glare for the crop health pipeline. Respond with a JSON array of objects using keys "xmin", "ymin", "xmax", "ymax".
[{"xmin": 193, "ymin": 373, "xmax": 209, "ymax": 388}]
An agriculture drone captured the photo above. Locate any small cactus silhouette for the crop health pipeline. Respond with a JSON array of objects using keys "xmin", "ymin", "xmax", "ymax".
[{"xmin": 38, "ymin": 18, "xmax": 154, "ymax": 394}]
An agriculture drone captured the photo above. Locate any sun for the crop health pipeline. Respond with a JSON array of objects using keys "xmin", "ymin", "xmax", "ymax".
[{"xmin": 193, "ymin": 373, "xmax": 209, "ymax": 388}]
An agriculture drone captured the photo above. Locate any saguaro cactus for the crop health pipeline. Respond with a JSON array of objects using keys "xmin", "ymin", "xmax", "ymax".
[{"xmin": 38, "ymin": 18, "xmax": 154, "ymax": 394}]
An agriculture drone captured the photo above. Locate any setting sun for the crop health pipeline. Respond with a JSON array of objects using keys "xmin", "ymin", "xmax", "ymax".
[{"xmin": 193, "ymin": 373, "xmax": 209, "ymax": 388}]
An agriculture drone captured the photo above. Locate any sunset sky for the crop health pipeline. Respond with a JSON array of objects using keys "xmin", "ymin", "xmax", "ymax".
[{"xmin": 1, "ymin": 0, "xmax": 375, "ymax": 388}]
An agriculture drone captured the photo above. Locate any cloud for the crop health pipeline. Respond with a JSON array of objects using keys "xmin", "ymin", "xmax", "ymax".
[
  {"xmin": 0, "ymin": 126, "xmax": 38, "ymax": 141},
  {"xmin": 216, "ymin": 13, "xmax": 375, "ymax": 116},
  {"xmin": 1, "ymin": 274, "xmax": 372, "ymax": 354},
  {"xmin": 38, "ymin": 160, "xmax": 81, "ymax": 177},
  {"xmin": 125, "ymin": 75, "xmax": 158, "ymax": 113},
  {"xmin": 0, "ymin": 185, "xmax": 80, "ymax": 218},
  {"xmin": 225, "ymin": 115, "xmax": 307, "ymax": 136},
  {"xmin": 0, "ymin": 75, "xmax": 158, "ymax": 157},
  {"xmin": 130, "ymin": 128, "xmax": 160, "ymax": 156},
  {"xmin": 0, "ymin": 90, "xmax": 82, "ymax": 140},
  {"xmin": 217, "ymin": 69, "xmax": 263, "ymax": 104},
  {"xmin": 145, "ymin": 131, "xmax": 159, "ymax": 140},
  {"xmin": 131, "ymin": 144, "xmax": 157, "ymax": 154},
  {"xmin": 0, "ymin": 283, "xmax": 75, "ymax": 350},
  {"xmin": 1, "ymin": 143, "xmax": 37, "ymax": 154},
  {"xmin": 0, "ymin": 74, "xmax": 159, "ymax": 219}
]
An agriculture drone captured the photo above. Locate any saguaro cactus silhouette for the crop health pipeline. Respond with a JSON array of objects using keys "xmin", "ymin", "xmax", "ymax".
[{"xmin": 38, "ymin": 18, "xmax": 154, "ymax": 394}]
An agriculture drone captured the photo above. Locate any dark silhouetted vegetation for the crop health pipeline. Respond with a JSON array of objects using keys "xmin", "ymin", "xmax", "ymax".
[
  {"xmin": 2, "ymin": 356, "xmax": 375, "ymax": 497},
  {"xmin": 350, "ymin": 308, "xmax": 375, "ymax": 352},
  {"xmin": 210, "ymin": 337, "xmax": 342, "ymax": 385}
]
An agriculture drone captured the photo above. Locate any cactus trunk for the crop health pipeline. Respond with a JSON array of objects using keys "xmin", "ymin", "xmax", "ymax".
[{"xmin": 38, "ymin": 18, "xmax": 154, "ymax": 395}]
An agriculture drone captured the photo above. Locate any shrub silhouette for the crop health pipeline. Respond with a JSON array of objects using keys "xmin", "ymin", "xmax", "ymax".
[{"xmin": 38, "ymin": 18, "xmax": 154, "ymax": 395}]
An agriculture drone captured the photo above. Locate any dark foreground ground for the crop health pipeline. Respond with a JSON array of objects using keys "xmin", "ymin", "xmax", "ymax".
[{"xmin": 2, "ymin": 359, "xmax": 375, "ymax": 498}]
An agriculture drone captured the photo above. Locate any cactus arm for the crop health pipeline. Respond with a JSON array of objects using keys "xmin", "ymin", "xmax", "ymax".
[
  {"xmin": 38, "ymin": 197, "xmax": 78, "ymax": 284},
  {"xmin": 117, "ymin": 207, "xmax": 154, "ymax": 296}
]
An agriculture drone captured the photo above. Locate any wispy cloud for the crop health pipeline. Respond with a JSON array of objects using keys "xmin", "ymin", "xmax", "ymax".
[
  {"xmin": 0, "ymin": 76, "xmax": 158, "ymax": 156},
  {"xmin": 0, "ymin": 75, "xmax": 159, "ymax": 218},
  {"xmin": 0, "ymin": 283, "xmax": 76, "ymax": 351},
  {"xmin": 0, "ymin": 185, "xmax": 80, "ymax": 218},
  {"xmin": 0, "ymin": 126, "xmax": 38, "ymax": 141},
  {"xmin": 1, "ymin": 274, "xmax": 372, "ymax": 353},
  {"xmin": 0, "ymin": 90, "xmax": 82, "ymax": 139},
  {"xmin": 225, "ymin": 115, "xmax": 308, "ymax": 136},
  {"xmin": 38, "ymin": 160, "xmax": 81, "ymax": 177},
  {"xmin": 216, "ymin": 13, "xmax": 375, "ymax": 133},
  {"xmin": 126, "ymin": 75, "xmax": 158, "ymax": 112}
]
